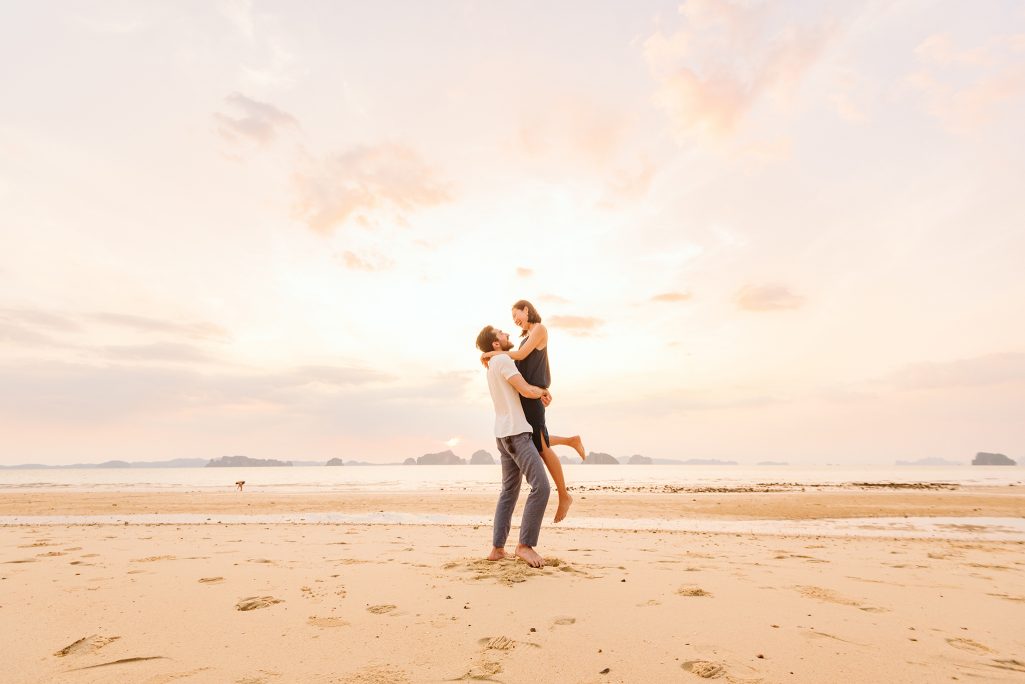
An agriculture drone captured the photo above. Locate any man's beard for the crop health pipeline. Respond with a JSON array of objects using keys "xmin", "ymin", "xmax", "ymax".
[{"xmin": 501, "ymin": 339, "xmax": 514, "ymax": 351}]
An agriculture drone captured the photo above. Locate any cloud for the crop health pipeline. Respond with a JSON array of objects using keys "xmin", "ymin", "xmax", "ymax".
[
  {"xmin": 518, "ymin": 97, "xmax": 627, "ymax": 167},
  {"xmin": 515, "ymin": 267, "xmax": 534, "ymax": 278},
  {"xmin": 218, "ymin": 0, "xmax": 256, "ymax": 42},
  {"xmin": 291, "ymin": 144, "xmax": 452, "ymax": 234},
  {"xmin": 908, "ymin": 33, "xmax": 1025, "ymax": 131},
  {"xmin": 214, "ymin": 92, "xmax": 298, "ymax": 146},
  {"xmin": 337, "ymin": 250, "xmax": 393, "ymax": 272},
  {"xmin": 886, "ymin": 352, "xmax": 1025, "ymax": 390},
  {"xmin": 538, "ymin": 293, "xmax": 570, "ymax": 304},
  {"xmin": 87, "ymin": 312, "xmax": 229, "ymax": 340},
  {"xmin": 0, "ymin": 360, "xmax": 392, "ymax": 424},
  {"xmin": 643, "ymin": 0, "xmax": 833, "ymax": 140},
  {"xmin": 0, "ymin": 322, "xmax": 55, "ymax": 347},
  {"xmin": 0, "ymin": 308, "xmax": 80, "ymax": 332},
  {"xmin": 600, "ymin": 158, "xmax": 657, "ymax": 207},
  {"xmin": 98, "ymin": 343, "xmax": 218, "ymax": 364},
  {"xmin": 651, "ymin": 291, "xmax": 692, "ymax": 303},
  {"xmin": 548, "ymin": 315, "xmax": 604, "ymax": 336},
  {"xmin": 735, "ymin": 284, "xmax": 803, "ymax": 311}
]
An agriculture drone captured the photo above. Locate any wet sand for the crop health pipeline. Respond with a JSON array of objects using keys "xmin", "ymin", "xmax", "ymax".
[{"xmin": 2, "ymin": 484, "xmax": 1024, "ymax": 520}]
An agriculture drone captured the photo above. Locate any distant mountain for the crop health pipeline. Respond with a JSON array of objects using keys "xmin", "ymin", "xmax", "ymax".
[
  {"xmin": 403, "ymin": 457, "xmax": 417, "ymax": 465},
  {"xmin": 206, "ymin": 455, "xmax": 292, "ymax": 467},
  {"xmin": 0, "ymin": 458, "xmax": 209, "ymax": 470},
  {"xmin": 326, "ymin": 458, "xmax": 345, "ymax": 466},
  {"xmin": 972, "ymin": 452, "xmax": 1017, "ymax": 466},
  {"xmin": 417, "ymin": 450, "xmax": 465, "ymax": 465},
  {"xmin": 628, "ymin": 454, "xmax": 653, "ymax": 464},
  {"xmin": 470, "ymin": 450, "xmax": 495, "ymax": 465},
  {"xmin": 584, "ymin": 452, "xmax": 620, "ymax": 465},
  {"xmin": 895, "ymin": 457, "xmax": 961, "ymax": 466}
]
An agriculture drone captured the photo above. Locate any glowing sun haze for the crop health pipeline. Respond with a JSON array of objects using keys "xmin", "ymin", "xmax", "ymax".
[{"xmin": 1, "ymin": 1, "xmax": 1023, "ymax": 465}]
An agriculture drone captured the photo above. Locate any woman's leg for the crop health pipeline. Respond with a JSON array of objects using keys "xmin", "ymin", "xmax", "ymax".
[
  {"xmin": 536, "ymin": 432, "xmax": 572, "ymax": 523},
  {"xmin": 548, "ymin": 434, "xmax": 587, "ymax": 461}
]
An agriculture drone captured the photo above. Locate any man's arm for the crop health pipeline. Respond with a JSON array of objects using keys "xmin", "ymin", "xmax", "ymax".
[{"xmin": 507, "ymin": 373, "xmax": 551, "ymax": 402}]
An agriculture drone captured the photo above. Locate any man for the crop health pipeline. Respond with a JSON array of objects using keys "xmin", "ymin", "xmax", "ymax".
[{"xmin": 476, "ymin": 324, "xmax": 552, "ymax": 568}]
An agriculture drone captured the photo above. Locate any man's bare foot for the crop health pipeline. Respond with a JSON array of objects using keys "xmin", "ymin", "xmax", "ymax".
[
  {"xmin": 554, "ymin": 493, "xmax": 573, "ymax": 523},
  {"xmin": 487, "ymin": 547, "xmax": 511, "ymax": 561},
  {"xmin": 569, "ymin": 435, "xmax": 586, "ymax": 461},
  {"xmin": 515, "ymin": 544, "xmax": 545, "ymax": 568}
]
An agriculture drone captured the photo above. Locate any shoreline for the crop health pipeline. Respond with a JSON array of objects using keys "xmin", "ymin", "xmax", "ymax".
[{"xmin": 2, "ymin": 486, "xmax": 1023, "ymax": 521}]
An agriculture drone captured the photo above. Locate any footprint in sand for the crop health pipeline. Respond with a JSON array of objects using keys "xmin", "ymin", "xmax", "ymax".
[
  {"xmin": 338, "ymin": 665, "xmax": 410, "ymax": 683},
  {"xmin": 682, "ymin": 660, "xmax": 725, "ymax": 678},
  {"xmin": 366, "ymin": 604, "xmax": 396, "ymax": 614},
  {"xmin": 553, "ymin": 616, "xmax": 576, "ymax": 626},
  {"xmin": 198, "ymin": 577, "xmax": 224, "ymax": 584},
  {"xmin": 990, "ymin": 660, "xmax": 1025, "ymax": 673},
  {"xmin": 677, "ymin": 586, "xmax": 710, "ymax": 597},
  {"xmin": 987, "ymin": 593, "xmax": 1025, "ymax": 603},
  {"xmin": 795, "ymin": 585, "xmax": 886, "ymax": 612},
  {"xmin": 307, "ymin": 616, "xmax": 349, "ymax": 628},
  {"xmin": 53, "ymin": 635, "xmax": 121, "ymax": 657},
  {"xmin": 460, "ymin": 660, "xmax": 503, "ymax": 680},
  {"xmin": 132, "ymin": 555, "xmax": 175, "ymax": 563},
  {"xmin": 480, "ymin": 636, "xmax": 517, "ymax": 650},
  {"xmin": 946, "ymin": 637, "xmax": 993, "ymax": 654},
  {"xmin": 235, "ymin": 596, "xmax": 283, "ymax": 611}
]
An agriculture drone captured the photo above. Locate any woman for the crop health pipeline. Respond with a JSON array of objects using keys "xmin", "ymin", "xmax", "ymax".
[{"xmin": 482, "ymin": 299, "xmax": 586, "ymax": 523}]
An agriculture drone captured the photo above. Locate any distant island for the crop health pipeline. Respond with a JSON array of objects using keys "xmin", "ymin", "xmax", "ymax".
[
  {"xmin": 206, "ymin": 455, "xmax": 292, "ymax": 467},
  {"xmin": 628, "ymin": 454, "xmax": 652, "ymax": 464},
  {"xmin": 584, "ymin": 452, "xmax": 619, "ymax": 464},
  {"xmin": 757, "ymin": 461, "xmax": 789, "ymax": 466},
  {"xmin": 895, "ymin": 457, "xmax": 961, "ymax": 466},
  {"xmin": 416, "ymin": 450, "xmax": 465, "ymax": 465},
  {"xmin": 972, "ymin": 452, "xmax": 1017, "ymax": 466},
  {"xmin": 0, "ymin": 458, "xmax": 209, "ymax": 470},
  {"xmin": 325, "ymin": 458, "xmax": 344, "ymax": 466},
  {"xmin": 470, "ymin": 450, "xmax": 495, "ymax": 465}
]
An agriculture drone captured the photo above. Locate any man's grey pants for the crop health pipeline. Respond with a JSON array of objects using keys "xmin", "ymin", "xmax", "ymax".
[{"xmin": 492, "ymin": 431, "xmax": 551, "ymax": 548}]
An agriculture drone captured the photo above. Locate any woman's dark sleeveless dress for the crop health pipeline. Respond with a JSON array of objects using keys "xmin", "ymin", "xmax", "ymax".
[{"xmin": 516, "ymin": 334, "xmax": 551, "ymax": 454}]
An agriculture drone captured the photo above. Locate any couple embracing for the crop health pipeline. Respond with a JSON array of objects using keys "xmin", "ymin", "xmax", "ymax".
[{"xmin": 475, "ymin": 300, "xmax": 586, "ymax": 568}]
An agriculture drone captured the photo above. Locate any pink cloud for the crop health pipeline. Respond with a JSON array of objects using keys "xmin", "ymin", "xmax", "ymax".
[
  {"xmin": 908, "ymin": 33, "xmax": 1025, "ymax": 131},
  {"xmin": 291, "ymin": 144, "xmax": 452, "ymax": 234},
  {"xmin": 651, "ymin": 292, "xmax": 692, "ymax": 303},
  {"xmin": 643, "ymin": 1, "xmax": 833, "ymax": 140},
  {"xmin": 337, "ymin": 250, "xmax": 393, "ymax": 272},
  {"xmin": 548, "ymin": 315, "xmax": 604, "ymax": 336},
  {"xmin": 736, "ymin": 284, "xmax": 803, "ymax": 311},
  {"xmin": 214, "ymin": 92, "xmax": 298, "ymax": 146}
]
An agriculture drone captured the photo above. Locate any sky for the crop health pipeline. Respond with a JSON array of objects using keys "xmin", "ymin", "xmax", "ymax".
[{"xmin": 1, "ymin": 0, "xmax": 1023, "ymax": 466}]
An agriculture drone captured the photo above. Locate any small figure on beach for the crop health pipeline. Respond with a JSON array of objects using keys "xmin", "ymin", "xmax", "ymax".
[
  {"xmin": 235, "ymin": 480, "xmax": 245, "ymax": 492},
  {"xmin": 476, "ymin": 324, "xmax": 552, "ymax": 568},
  {"xmin": 481, "ymin": 299, "xmax": 586, "ymax": 523}
]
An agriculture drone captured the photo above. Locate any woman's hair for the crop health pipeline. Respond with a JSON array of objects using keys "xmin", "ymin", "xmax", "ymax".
[{"xmin": 512, "ymin": 300, "xmax": 541, "ymax": 337}]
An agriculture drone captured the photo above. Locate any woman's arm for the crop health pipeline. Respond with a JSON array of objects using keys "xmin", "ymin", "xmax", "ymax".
[{"xmin": 482, "ymin": 324, "xmax": 547, "ymax": 361}]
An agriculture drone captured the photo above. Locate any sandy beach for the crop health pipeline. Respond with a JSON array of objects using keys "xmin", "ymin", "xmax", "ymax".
[{"xmin": 2, "ymin": 488, "xmax": 1024, "ymax": 683}]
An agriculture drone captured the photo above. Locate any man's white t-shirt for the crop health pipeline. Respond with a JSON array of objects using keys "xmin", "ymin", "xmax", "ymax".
[{"xmin": 486, "ymin": 355, "xmax": 533, "ymax": 438}]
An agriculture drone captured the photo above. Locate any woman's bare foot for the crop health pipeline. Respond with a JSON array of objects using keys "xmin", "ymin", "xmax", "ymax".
[
  {"xmin": 569, "ymin": 435, "xmax": 586, "ymax": 461},
  {"xmin": 554, "ymin": 493, "xmax": 573, "ymax": 523},
  {"xmin": 487, "ymin": 547, "xmax": 511, "ymax": 561},
  {"xmin": 515, "ymin": 544, "xmax": 545, "ymax": 568}
]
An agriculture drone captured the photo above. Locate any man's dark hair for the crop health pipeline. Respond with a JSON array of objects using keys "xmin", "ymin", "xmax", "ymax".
[{"xmin": 476, "ymin": 325, "xmax": 498, "ymax": 353}]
